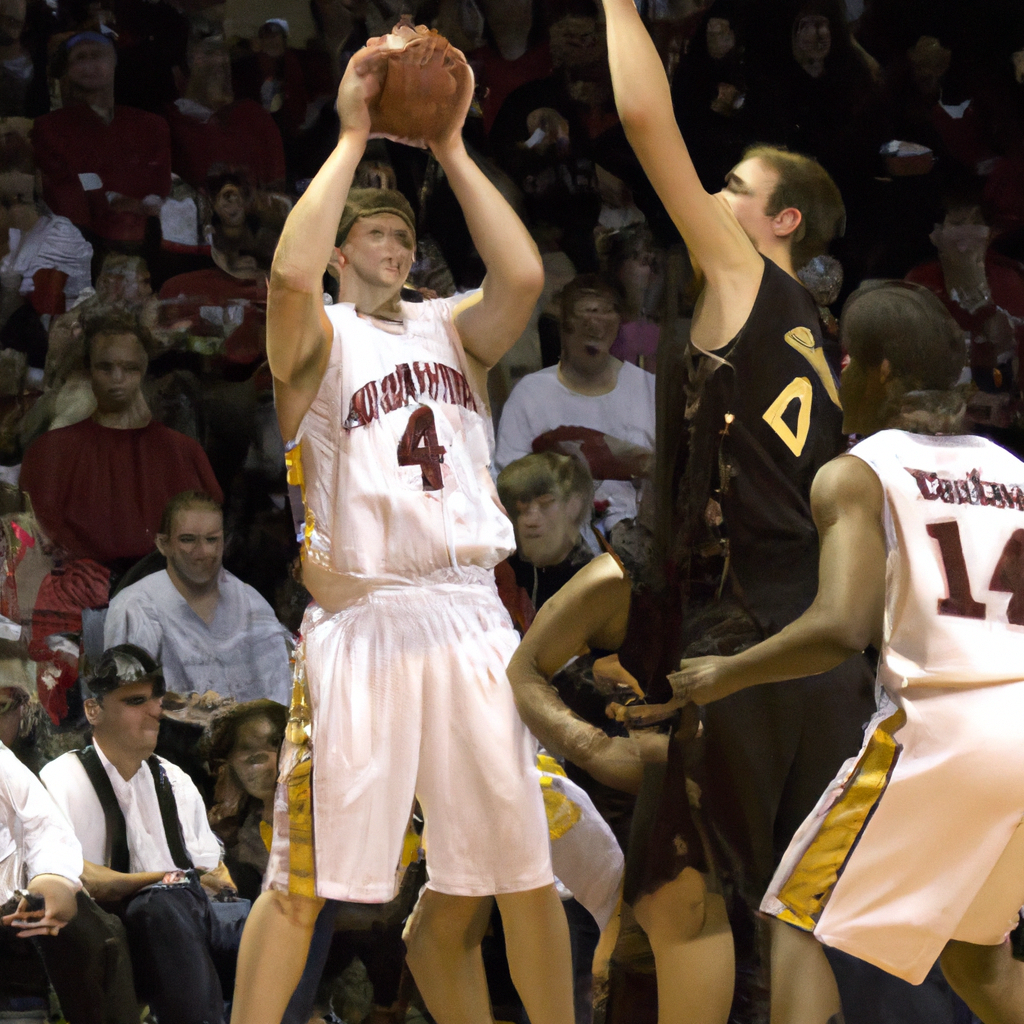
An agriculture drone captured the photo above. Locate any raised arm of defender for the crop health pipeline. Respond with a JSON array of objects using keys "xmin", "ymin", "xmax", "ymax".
[
  {"xmin": 599, "ymin": 0, "xmax": 762, "ymax": 291},
  {"xmin": 666, "ymin": 456, "xmax": 887, "ymax": 707}
]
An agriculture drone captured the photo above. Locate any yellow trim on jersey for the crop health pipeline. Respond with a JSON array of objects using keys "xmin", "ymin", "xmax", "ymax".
[
  {"xmin": 540, "ymin": 776, "xmax": 583, "ymax": 840},
  {"xmin": 763, "ymin": 376, "xmax": 814, "ymax": 457},
  {"xmin": 284, "ymin": 441, "xmax": 316, "ymax": 550},
  {"xmin": 537, "ymin": 755, "xmax": 583, "ymax": 840},
  {"xmin": 784, "ymin": 327, "xmax": 843, "ymax": 409},
  {"xmin": 773, "ymin": 706, "xmax": 907, "ymax": 931}
]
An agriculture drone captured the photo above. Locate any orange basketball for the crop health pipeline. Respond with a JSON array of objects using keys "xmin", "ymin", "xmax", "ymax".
[{"xmin": 369, "ymin": 21, "xmax": 470, "ymax": 148}]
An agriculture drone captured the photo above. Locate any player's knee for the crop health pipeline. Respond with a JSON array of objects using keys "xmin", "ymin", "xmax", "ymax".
[
  {"xmin": 406, "ymin": 892, "xmax": 482, "ymax": 966},
  {"xmin": 633, "ymin": 867, "xmax": 707, "ymax": 946},
  {"xmin": 941, "ymin": 939, "xmax": 1005, "ymax": 995},
  {"xmin": 261, "ymin": 889, "xmax": 324, "ymax": 930}
]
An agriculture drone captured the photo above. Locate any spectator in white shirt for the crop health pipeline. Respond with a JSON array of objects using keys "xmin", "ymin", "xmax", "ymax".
[
  {"xmin": 495, "ymin": 274, "xmax": 655, "ymax": 556},
  {"xmin": 41, "ymin": 645, "xmax": 243, "ymax": 1024},
  {"xmin": 105, "ymin": 491, "xmax": 292, "ymax": 706},
  {"xmin": 0, "ymin": 675, "xmax": 137, "ymax": 1023}
]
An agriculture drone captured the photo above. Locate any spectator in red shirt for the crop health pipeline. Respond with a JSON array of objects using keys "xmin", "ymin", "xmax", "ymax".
[
  {"xmin": 905, "ymin": 198, "xmax": 1024, "ymax": 410},
  {"xmin": 158, "ymin": 171, "xmax": 287, "ymax": 368},
  {"xmin": 20, "ymin": 307, "xmax": 222, "ymax": 571},
  {"xmin": 31, "ymin": 32, "xmax": 171, "ymax": 248},
  {"xmin": 166, "ymin": 34, "xmax": 286, "ymax": 191}
]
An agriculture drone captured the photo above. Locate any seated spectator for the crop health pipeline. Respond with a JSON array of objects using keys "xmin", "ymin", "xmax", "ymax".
[
  {"xmin": 205, "ymin": 699, "xmax": 287, "ymax": 902},
  {"xmin": 31, "ymin": 32, "xmax": 171, "ymax": 251},
  {"xmin": 601, "ymin": 224, "xmax": 663, "ymax": 372},
  {"xmin": 166, "ymin": 34, "xmax": 286, "ymax": 190},
  {"xmin": 0, "ymin": 676, "xmax": 138, "ymax": 1024},
  {"xmin": 488, "ymin": 6, "xmax": 620, "ymax": 272},
  {"xmin": 0, "ymin": 132, "xmax": 93, "ymax": 373},
  {"xmin": 906, "ymin": 196, "xmax": 1024, "ymax": 416},
  {"xmin": 495, "ymin": 274, "xmax": 655, "ymax": 553},
  {"xmin": 157, "ymin": 171, "xmax": 287, "ymax": 367},
  {"xmin": 19, "ymin": 308, "xmax": 222, "ymax": 571},
  {"xmin": 0, "ymin": 0, "xmax": 51, "ymax": 118},
  {"xmin": 43, "ymin": 253, "xmax": 153, "ymax": 398},
  {"xmin": 496, "ymin": 452, "xmax": 595, "ymax": 626},
  {"xmin": 40, "ymin": 645, "xmax": 245, "ymax": 1024},
  {"xmin": 232, "ymin": 19, "xmax": 309, "ymax": 140},
  {"xmin": 105, "ymin": 491, "xmax": 292, "ymax": 706},
  {"xmin": 670, "ymin": 0, "xmax": 764, "ymax": 193}
]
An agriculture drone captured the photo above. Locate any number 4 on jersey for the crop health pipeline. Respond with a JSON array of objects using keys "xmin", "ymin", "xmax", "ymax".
[
  {"xmin": 928, "ymin": 520, "xmax": 1024, "ymax": 626},
  {"xmin": 398, "ymin": 406, "xmax": 446, "ymax": 491}
]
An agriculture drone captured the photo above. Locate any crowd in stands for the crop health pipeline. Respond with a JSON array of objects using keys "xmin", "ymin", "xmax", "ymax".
[{"xmin": 3, "ymin": 0, "xmax": 1024, "ymax": 1020}]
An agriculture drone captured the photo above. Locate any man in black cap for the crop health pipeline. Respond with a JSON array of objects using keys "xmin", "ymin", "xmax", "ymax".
[{"xmin": 41, "ymin": 644, "xmax": 243, "ymax": 1024}]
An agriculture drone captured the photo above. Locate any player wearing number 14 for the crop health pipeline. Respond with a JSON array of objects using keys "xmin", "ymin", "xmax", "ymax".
[{"xmin": 670, "ymin": 280, "xmax": 1024, "ymax": 1023}]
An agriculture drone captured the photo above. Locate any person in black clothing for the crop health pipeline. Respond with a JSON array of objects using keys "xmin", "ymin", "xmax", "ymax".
[
  {"xmin": 39, "ymin": 646, "xmax": 246, "ymax": 1024},
  {"xmin": 497, "ymin": 451, "xmax": 596, "ymax": 614},
  {"xmin": 590, "ymin": 0, "xmax": 882, "ymax": 1020}
]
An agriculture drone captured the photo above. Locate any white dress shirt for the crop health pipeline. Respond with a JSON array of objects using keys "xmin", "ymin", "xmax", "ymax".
[
  {"xmin": 41, "ymin": 742, "xmax": 222, "ymax": 873},
  {"xmin": 0, "ymin": 742, "xmax": 83, "ymax": 904}
]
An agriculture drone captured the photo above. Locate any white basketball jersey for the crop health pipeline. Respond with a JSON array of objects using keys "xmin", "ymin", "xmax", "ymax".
[
  {"xmin": 294, "ymin": 296, "xmax": 514, "ymax": 582},
  {"xmin": 850, "ymin": 429, "xmax": 1024, "ymax": 690}
]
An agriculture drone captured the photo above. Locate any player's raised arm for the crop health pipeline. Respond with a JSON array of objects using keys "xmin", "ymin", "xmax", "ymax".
[
  {"xmin": 667, "ymin": 456, "xmax": 887, "ymax": 707},
  {"xmin": 269, "ymin": 46, "xmax": 385, "ymax": 439},
  {"xmin": 598, "ymin": 0, "xmax": 761, "ymax": 284},
  {"xmin": 427, "ymin": 63, "xmax": 544, "ymax": 368}
]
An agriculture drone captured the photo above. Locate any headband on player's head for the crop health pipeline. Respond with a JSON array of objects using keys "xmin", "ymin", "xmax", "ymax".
[{"xmin": 336, "ymin": 188, "xmax": 416, "ymax": 247}]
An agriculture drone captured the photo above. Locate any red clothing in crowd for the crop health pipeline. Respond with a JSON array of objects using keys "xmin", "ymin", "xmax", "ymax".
[
  {"xmin": 905, "ymin": 252, "xmax": 1024, "ymax": 360},
  {"xmin": 165, "ymin": 99, "xmax": 286, "ymax": 188},
  {"xmin": 159, "ymin": 267, "xmax": 267, "ymax": 365},
  {"xmin": 31, "ymin": 104, "xmax": 171, "ymax": 243},
  {"xmin": 19, "ymin": 418, "xmax": 223, "ymax": 565}
]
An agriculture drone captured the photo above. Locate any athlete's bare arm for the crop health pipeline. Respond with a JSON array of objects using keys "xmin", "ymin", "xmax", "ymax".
[
  {"xmin": 269, "ymin": 47, "xmax": 384, "ymax": 441},
  {"xmin": 654, "ymin": 455, "xmax": 886, "ymax": 709},
  {"xmin": 508, "ymin": 553, "xmax": 667, "ymax": 794},
  {"xmin": 429, "ymin": 71, "xmax": 545, "ymax": 368},
  {"xmin": 599, "ymin": 0, "xmax": 763, "ymax": 348}
]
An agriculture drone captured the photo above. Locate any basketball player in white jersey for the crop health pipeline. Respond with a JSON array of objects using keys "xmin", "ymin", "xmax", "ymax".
[
  {"xmin": 658, "ymin": 280, "xmax": 1024, "ymax": 1024},
  {"xmin": 228, "ymin": 37, "xmax": 574, "ymax": 1024}
]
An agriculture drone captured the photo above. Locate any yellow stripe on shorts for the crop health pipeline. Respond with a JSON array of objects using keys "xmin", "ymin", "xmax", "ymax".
[
  {"xmin": 774, "ymin": 706, "xmax": 907, "ymax": 931},
  {"xmin": 285, "ymin": 641, "xmax": 317, "ymax": 898}
]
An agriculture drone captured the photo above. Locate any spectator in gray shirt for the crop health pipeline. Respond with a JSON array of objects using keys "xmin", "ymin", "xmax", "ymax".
[{"xmin": 105, "ymin": 491, "xmax": 291, "ymax": 705}]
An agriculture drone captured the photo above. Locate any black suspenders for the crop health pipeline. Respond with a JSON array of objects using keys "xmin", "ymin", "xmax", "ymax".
[{"xmin": 74, "ymin": 746, "xmax": 194, "ymax": 872}]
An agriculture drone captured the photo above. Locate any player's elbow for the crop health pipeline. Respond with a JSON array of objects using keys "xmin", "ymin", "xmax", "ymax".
[
  {"xmin": 269, "ymin": 258, "xmax": 321, "ymax": 296},
  {"xmin": 502, "ymin": 253, "xmax": 544, "ymax": 304}
]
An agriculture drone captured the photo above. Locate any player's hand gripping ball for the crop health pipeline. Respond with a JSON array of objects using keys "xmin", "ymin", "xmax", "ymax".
[{"xmin": 366, "ymin": 19, "xmax": 473, "ymax": 149}]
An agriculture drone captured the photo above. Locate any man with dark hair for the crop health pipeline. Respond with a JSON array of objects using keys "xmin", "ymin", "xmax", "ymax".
[
  {"xmin": 19, "ymin": 310, "xmax": 222, "ymax": 570},
  {"xmin": 20, "ymin": 310, "xmax": 222, "ymax": 721},
  {"xmin": 165, "ymin": 34, "xmax": 285, "ymax": 189},
  {"xmin": 592, "ymin": 0, "xmax": 873, "ymax": 1020},
  {"xmin": 31, "ymin": 31, "xmax": 171, "ymax": 248},
  {"xmin": 41, "ymin": 644, "xmax": 243, "ymax": 1024},
  {"xmin": 666, "ymin": 282, "xmax": 1024, "ymax": 1024},
  {"xmin": 495, "ymin": 273, "xmax": 655, "ymax": 553},
  {"xmin": 105, "ymin": 492, "xmax": 291, "ymax": 704}
]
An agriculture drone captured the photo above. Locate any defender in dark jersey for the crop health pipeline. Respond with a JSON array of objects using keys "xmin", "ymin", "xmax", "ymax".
[{"xmin": 593, "ymin": 0, "xmax": 876, "ymax": 1020}]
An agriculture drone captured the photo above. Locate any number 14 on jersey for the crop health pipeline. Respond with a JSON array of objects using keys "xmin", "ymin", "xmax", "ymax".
[{"xmin": 928, "ymin": 519, "xmax": 1024, "ymax": 626}]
